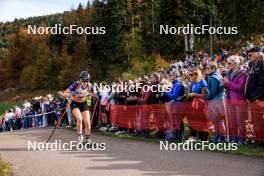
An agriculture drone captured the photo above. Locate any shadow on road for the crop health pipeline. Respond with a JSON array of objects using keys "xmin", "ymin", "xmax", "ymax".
[{"xmin": 1, "ymin": 128, "xmax": 264, "ymax": 176}]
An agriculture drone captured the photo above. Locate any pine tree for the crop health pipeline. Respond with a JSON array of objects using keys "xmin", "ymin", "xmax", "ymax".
[{"xmin": 91, "ymin": 0, "xmax": 128, "ymax": 80}]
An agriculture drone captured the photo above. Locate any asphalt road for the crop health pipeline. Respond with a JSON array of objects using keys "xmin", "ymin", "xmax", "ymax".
[{"xmin": 0, "ymin": 128, "xmax": 263, "ymax": 176}]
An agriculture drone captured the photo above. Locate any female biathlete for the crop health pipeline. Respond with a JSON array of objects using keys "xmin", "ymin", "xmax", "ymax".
[{"xmin": 60, "ymin": 71, "xmax": 95, "ymax": 143}]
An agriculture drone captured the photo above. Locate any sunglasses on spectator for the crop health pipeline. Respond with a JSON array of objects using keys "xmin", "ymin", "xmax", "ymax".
[{"xmin": 227, "ymin": 62, "xmax": 232, "ymax": 65}]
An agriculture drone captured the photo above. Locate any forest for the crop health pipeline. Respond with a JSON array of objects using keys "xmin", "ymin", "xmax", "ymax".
[{"xmin": 0, "ymin": 0, "xmax": 263, "ymax": 90}]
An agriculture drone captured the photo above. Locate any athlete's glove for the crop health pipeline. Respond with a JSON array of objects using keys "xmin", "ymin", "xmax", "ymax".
[{"xmin": 82, "ymin": 91, "xmax": 89, "ymax": 97}]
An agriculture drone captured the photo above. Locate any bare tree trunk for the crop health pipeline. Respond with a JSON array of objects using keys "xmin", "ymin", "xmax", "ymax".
[{"xmin": 184, "ymin": 34, "xmax": 188, "ymax": 53}]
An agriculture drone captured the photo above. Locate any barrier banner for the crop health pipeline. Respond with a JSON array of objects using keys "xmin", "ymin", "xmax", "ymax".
[{"xmin": 110, "ymin": 100, "xmax": 264, "ymax": 141}]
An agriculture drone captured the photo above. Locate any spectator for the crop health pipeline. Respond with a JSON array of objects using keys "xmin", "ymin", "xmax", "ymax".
[
  {"xmin": 165, "ymin": 73, "xmax": 185, "ymax": 141},
  {"xmin": 206, "ymin": 62, "xmax": 226, "ymax": 143},
  {"xmin": 135, "ymin": 80, "xmax": 151, "ymax": 137},
  {"xmin": 165, "ymin": 73, "xmax": 182, "ymax": 102},
  {"xmin": 223, "ymin": 55, "xmax": 247, "ymax": 144},
  {"xmin": 245, "ymin": 47, "xmax": 264, "ymax": 142},
  {"xmin": 188, "ymin": 67, "xmax": 209, "ymax": 141},
  {"xmin": 224, "ymin": 56, "xmax": 247, "ymax": 100},
  {"xmin": 245, "ymin": 47, "xmax": 264, "ymax": 101},
  {"xmin": 260, "ymin": 37, "xmax": 264, "ymax": 51},
  {"xmin": 115, "ymin": 80, "xmax": 127, "ymax": 105},
  {"xmin": 8, "ymin": 109, "xmax": 15, "ymax": 131},
  {"xmin": 46, "ymin": 94, "xmax": 56, "ymax": 127},
  {"xmin": 99, "ymin": 82, "xmax": 110, "ymax": 131},
  {"xmin": 22, "ymin": 100, "xmax": 31, "ymax": 129},
  {"xmin": 246, "ymin": 41, "xmax": 254, "ymax": 50},
  {"xmin": 14, "ymin": 106, "xmax": 22, "ymax": 130},
  {"xmin": 107, "ymin": 82, "xmax": 118, "ymax": 132},
  {"xmin": 42, "ymin": 97, "xmax": 49, "ymax": 127},
  {"xmin": 3, "ymin": 111, "xmax": 10, "ymax": 131},
  {"xmin": 32, "ymin": 97, "xmax": 41, "ymax": 127},
  {"xmin": 0, "ymin": 116, "xmax": 3, "ymax": 132}
]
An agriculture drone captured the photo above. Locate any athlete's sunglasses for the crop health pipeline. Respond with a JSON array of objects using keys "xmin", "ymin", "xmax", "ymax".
[{"xmin": 81, "ymin": 79, "xmax": 89, "ymax": 83}]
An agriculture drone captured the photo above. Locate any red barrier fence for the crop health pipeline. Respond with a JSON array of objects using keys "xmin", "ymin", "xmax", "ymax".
[{"xmin": 110, "ymin": 99, "xmax": 264, "ymax": 141}]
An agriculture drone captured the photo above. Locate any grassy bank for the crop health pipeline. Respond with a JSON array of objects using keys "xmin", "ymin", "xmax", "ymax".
[
  {"xmin": 0, "ymin": 102, "xmax": 23, "ymax": 114},
  {"xmin": 0, "ymin": 89, "xmax": 58, "ymax": 103},
  {"xmin": 0, "ymin": 157, "xmax": 13, "ymax": 176},
  {"xmin": 0, "ymin": 90, "xmax": 58, "ymax": 114}
]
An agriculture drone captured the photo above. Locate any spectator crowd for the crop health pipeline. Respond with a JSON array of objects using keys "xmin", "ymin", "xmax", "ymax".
[
  {"xmin": 1, "ymin": 39, "xmax": 264, "ymax": 145},
  {"xmin": 0, "ymin": 94, "xmax": 73, "ymax": 132}
]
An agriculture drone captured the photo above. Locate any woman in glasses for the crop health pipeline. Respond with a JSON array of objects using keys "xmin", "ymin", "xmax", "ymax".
[
  {"xmin": 188, "ymin": 67, "xmax": 209, "ymax": 141},
  {"xmin": 223, "ymin": 56, "xmax": 247, "ymax": 144},
  {"xmin": 223, "ymin": 56, "xmax": 246, "ymax": 100},
  {"xmin": 61, "ymin": 71, "xmax": 94, "ymax": 143}
]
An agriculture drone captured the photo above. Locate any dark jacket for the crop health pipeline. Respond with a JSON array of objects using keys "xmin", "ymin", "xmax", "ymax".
[
  {"xmin": 245, "ymin": 58, "xmax": 264, "ymax": 101},
  {"xmin": 148, "ymin": 82, "xmax": 160, "ymax": 104}
]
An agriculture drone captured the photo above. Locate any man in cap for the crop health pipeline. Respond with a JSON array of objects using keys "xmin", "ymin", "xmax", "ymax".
[
  {"xmin": 245, "ymin": 47, "xmax": 264, "ymax": 101},
  {"xmin": 245, "ymin": 47, "xmax": 264, "ymax": 142}
]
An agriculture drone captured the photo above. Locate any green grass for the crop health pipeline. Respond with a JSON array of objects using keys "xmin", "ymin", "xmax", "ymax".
[
  {"xmin": 229, "ymin": 143, "xmax": 264, "ymax": 157},
  {"xmin": 0, "ymin": 102, "xmax": 23, "ymax": 114},
  {"xmin": 0, "ymin": 89, "xmax": 58, "ymax": 114},
  {"xmin": 0, "ymin": 89, "xmax": 58, "ymax": 103},
  {"xmin": 0, "ymin": 157, "xmax": 13, "ymax": 176}
]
